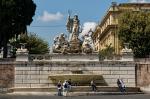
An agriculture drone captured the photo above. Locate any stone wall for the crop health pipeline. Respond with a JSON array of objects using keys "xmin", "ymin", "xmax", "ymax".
[
  {"xmin": 0, "ymin": 62, "xmax": 14, "ymax": 92},
  {"xmin": 15, "ymin": 61, "xmax": 136, "ymax": 88},
  {"xmin": 3, "ymin": 59, "xmax": 150, "ymax": 90},
  {"xmin": 136, "ymin": 64, "xmax": 150, "ymax": 87}
]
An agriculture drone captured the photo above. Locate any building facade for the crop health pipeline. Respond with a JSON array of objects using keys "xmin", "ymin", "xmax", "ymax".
[{"xmin": 92, "ymin": 2, "xmax": 150, "ymax": 54}]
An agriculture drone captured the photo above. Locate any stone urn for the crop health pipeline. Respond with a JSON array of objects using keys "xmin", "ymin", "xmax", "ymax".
[{"xmin": 16, "ymin": 44, "xmax": 29, "ymax": 62}]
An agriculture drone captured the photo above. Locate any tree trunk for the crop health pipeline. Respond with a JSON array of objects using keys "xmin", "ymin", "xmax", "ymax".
[
  {"xmin": 24, "ymin": 25, "xmax": 27, "ymax": 35},
  {"xmin": 3, "ymin": 38, "xmax": 8, "ymax": 58}
]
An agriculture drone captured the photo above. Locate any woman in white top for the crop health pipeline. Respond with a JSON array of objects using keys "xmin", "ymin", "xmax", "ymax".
[{"xmin": 63, "ymin": 80, "xmax": 68, "ymax": 96}]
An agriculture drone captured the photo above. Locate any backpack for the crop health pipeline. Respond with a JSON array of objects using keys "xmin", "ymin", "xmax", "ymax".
[
  {"xmin": 57, "ymin": 83, "xmax": 61, "ymax": 88},
  {"xmin": 64, "ymin": 83, "xmax": 68, "ymax": 88}
]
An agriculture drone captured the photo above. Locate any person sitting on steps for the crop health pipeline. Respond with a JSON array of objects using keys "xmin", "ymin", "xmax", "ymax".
[{"xmin": 117, "ymin": 78, "xmax": 126, "ymax": 93}]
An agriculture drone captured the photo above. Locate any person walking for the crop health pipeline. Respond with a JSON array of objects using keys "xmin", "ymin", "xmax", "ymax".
[
  {"xmin": 63, "ymin": 80, "xmax": 68, "ymax": 96},
  {"xmin": 57, "ymin": 80, "xmax": 62, "ymax": 96}
]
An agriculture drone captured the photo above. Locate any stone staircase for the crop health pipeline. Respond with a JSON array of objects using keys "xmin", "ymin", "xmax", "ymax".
[{"xmin": 12, "ymin": 86, "xmax": 141, "ymax": 93}]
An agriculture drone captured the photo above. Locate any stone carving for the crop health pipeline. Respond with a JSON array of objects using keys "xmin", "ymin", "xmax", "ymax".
[
  {"xmin": 66, "ymin": 14, "xmax": 82, "ymax": 41},
  {"xmin": 52, "ymin": 14, "xmax": 93, "ymax": 54},
  {"xmin": 16, "ymin": 43, "xmax": 28, "ymax": 54},
  {"xmin": 53, "ymin": 33, "xmax": 68, "ymax": 53},
  {"xmin": 16, "ymin": 43, "xmax": 29, "ymax": 61},
  {"xmin": 121, "ymin": 43, "xmax": 133, "ymax": 61},
  {"xmin": 66, "ymin": 14, "xmax": 82, "ymax": 53},
  {"xmin": 82, "ymin": 33, "xmax": 93, "ymax": 54},
  {"xmin": 121, "ymin": 43, "xmax": 133, "ymax": 53}
]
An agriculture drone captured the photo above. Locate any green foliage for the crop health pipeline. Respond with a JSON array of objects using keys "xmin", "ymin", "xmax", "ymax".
[
  {"xmin": 10, "ymin": 34, "xmax": 49, "ymax": 54},
  {"xmin": 118, "ymin": 11, "xmax": 150, "ymax": 58},
  {"xmin": 0, "ymin": 0, "xmax": 36, "ymax": 57},
  {"xmin": 99, "ymin": 44, "xmax": 114, "ymax": 60}
]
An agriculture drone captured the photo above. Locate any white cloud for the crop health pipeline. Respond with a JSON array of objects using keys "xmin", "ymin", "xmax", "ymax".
[
  {"xmin": 129, "ymin": 0, "xmax": 148, "ymax": 3},
  {"xmin": 80, "ymin": 22, "xmax": 97, "ymax": 36},
  {"xmin": 38, "ymin": 11, "xmax": 64, "ymax": 22}
]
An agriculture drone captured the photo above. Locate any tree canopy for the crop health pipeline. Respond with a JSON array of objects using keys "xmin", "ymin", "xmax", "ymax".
[
  {"xmin": 10, "ymin": 33, "xmax": 49, "ymax": 55},
  {"xmin": 0, "ymin": 0, "xmax": 36, "ymax": 57},
  {"xmin": 118, "ymin": 11, "xmax": 150, "ymax": 58}
]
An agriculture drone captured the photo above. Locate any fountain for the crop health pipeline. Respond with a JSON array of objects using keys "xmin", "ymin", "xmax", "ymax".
[
  {"xmin": 52, "ymin": 14, "xmax": 93, "ymax": 54},
  {"xmin": 48, "ymin": 14, "xmax": 107, "ymax": 86},
  {"xmin": 13, "ymin": 14, "xmax": 136, "ymax": 91},
  {"xmin": 49, "ymin": 74, "xmax": 105, "ymax": 86}
]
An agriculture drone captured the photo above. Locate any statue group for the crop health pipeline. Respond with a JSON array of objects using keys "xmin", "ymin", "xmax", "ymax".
[{"xmin": 53, "ymin": 14, "xmax": 93, "ymax": 54}]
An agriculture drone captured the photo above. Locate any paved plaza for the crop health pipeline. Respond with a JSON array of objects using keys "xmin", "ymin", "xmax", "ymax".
[{"xmin": 0, "ymin": 94, "xmax": 150, "ymax": 99}]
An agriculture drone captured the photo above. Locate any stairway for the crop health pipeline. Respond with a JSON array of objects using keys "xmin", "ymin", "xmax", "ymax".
[{"xmin": 12, "ymin": 86, "xmax": 141, "ymax": 92}]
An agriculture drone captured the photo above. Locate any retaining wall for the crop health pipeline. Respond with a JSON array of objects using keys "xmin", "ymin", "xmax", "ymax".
[{"xmin": 14, "ymin": 61, "xmax": 136, "ymax": 88}]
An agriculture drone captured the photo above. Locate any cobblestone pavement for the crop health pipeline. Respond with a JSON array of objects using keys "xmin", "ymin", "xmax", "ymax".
[{"xmin": 0, "ymin": 94, "xmax": 150, "ymax": 99}]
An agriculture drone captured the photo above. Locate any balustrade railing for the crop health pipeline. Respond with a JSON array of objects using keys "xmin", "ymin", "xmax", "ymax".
[{"xmin": 29, "ymin": 54, "xmax": 99, "ymax": 62}]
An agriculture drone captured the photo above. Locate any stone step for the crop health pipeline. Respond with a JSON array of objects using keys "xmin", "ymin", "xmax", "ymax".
[
  {"xmin": 12, "ymin": 86, "xmax": 141, "ymax": 92},
  {"xmin": 5, "ymin": 92, "xmax": 144, "ymax": 96}
]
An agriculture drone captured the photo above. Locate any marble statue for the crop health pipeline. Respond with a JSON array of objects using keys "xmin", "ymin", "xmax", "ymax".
[
  {"xmin": 66, "ymin": 14, "xmax": 82, "ymax": 53},
  {"xmin": 53, "ymin": 33, "xmax": 68, "ymax": 53},
  {"xmin": 121, "ymin": 43, "xmax": 133, "ymax": 61},
  {"xmin": 121, "ymin": 43, "xmax": 133, "ymax": 53},
  {"xmin": 52, "ymin": 14, "xmax": 94, "ymax": 54},
  {"xmin": 82, "ymin": 33, "xmax": 93, "ymax": 54},
  {"xmin": 66, "ymin": 14, "xmax": 82, "ymax": 41},
  {"xmin": 16, "ymin": 43, "xmax": 29, "ymax": 61},
  {"xmin": 53, "ymin": 36, "xmax": 60, "ymax": 52}
]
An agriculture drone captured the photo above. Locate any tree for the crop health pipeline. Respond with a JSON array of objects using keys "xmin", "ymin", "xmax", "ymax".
[
  {"xmin": 118, "ymin": 11, "xmax": 150, "ymax": 58},
  {"xmin": 10, "ymin": 33, "xmax": 49, "ymax": 55},
  {"xmin": 99, "ymin": 44, "xmax": 114, "ymax": 60},
  {"xmin": 0, "ymin": 0, "xmax": 36, "ymax": 58}
]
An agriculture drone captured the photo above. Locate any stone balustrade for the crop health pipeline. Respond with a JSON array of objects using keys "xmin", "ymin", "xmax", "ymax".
[{"xmin": 29, "ymin": 54, "xmax": 99, "ymax": 62}]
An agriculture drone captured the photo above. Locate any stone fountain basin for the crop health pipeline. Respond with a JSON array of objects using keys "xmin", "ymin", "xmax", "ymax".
[{"xmin": 48, "ymin": 74, "xmax": 106, "ymax": 86}]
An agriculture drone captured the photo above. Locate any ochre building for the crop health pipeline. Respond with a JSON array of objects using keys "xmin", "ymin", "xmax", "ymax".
[{"xmin": 92, "ymin": 2, "xmax": 150, "ymax": 54}]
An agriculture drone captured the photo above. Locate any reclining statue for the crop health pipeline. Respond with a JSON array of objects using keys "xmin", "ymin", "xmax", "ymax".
[
  {"xmin": 53, "ymin": 33, "xmax": 69, "ymax": 53},
  {"xmin": 82, "ymin": 34, "xmax": 93, "ymax": 54}
]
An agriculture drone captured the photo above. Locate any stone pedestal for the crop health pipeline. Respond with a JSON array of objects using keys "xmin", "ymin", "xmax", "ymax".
[
  {"xmin": 16, "ymin": 48, "xmax": 29, "ymax": 62},
  {"xmin": 121, "ymin": 43, "xmax": 134, "ymax": 61},
  {"xmin": 69, "ymin": 38, "xmax": 81, "ymax": 53}
]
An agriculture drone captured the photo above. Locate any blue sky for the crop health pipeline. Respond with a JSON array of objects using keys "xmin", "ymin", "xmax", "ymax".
[{"xmin": 27, "ymin": 0, "xmax": 148, "ymax": 46}]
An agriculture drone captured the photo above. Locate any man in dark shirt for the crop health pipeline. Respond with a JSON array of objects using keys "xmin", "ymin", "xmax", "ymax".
[{"xmin": 68, "ymin": 79, "xmax": 72, "ymax": 91}]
